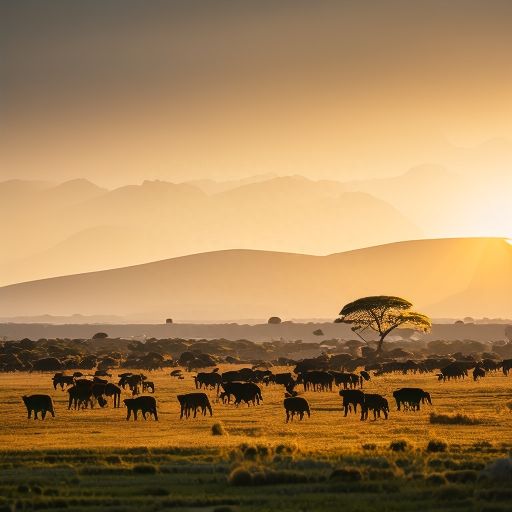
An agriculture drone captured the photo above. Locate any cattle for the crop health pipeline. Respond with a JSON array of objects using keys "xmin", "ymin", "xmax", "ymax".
[
  {"xmin": 195, "ymin": 372, "xmax": 222, "ymax": 393},
  {"xmin": 170, "ymin": 369, "xmax": 183, "ymax": 378},
  {"xmin": 220, "ymin": 382, "xmax": 263, "ymax": 405},
  {"xmin": 94, "ymin": 370, "xmax": 112, "ymax": 377},
  {"xmin": 361, "ymin": 394, "xmax": 389, "ymax": 420},
  {"xmin": 301, "ymin": 371, "xmax": 334, "ymax": 392},
  {"xmin": 67, "ymin": 384, "xmax": 94, "ymax": 410},
  {"xmin": 502, "ymin": 359, "xmax": 512, "ymax": 376},
  {"xmin": 331, "ymin": 371, "xmax": 361, "ymax": 389},
  {"xmin": 124, "ymin": 396, "xmax": 158, "ymax": 421},
  {"xmin": 93, "ymin": 377, "xmax": 108, "ymax": 385},
  {"xmin": 93, "ymin": 382, "xmax": 122, "ymax": 407},
  {"xmin": 339, "ymin": 389, "xmax": 365, "ymax": 417},
  {"xmin": 52, "ymin": 373, "xmax": 75, "ymax": 390},
  {"xmin": 177, "ymin": 393, "xmax": 212, "ymax": 419},
  {"xmin": 221, "ymin": 369, "xmax": 256, "ymax": 383},
  {"xmin": 283, "ymin": 397, "xmax": 310, "ymax": 422},
  {"xmin": 437, "ymin": 363, "xmax": 468, "ymax": 381},
  {"xmin": 22, "ymin": 395, "xmax": 55, "ymax": 420},
  {"xmin": 473, "ymin": 366, "xmax": 486, "ymax": 381},
  {"xmin": 360, "ymin": 370, "xmax": 371, "ymax": 382},
  {"xmin": 118, "ymin": 374, "xmax": 146, "ymax": 395},
  {"xmin": 393, "ymin": 388, "xmax": 432, "ymax": 411},
  {"xmin": 274, "ymin": 372, "xmax": 294, "ymax": 387}
]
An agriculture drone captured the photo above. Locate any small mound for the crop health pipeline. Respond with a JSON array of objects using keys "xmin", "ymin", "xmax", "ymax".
[{"xmin": 430, "ymin": 413, "xmax": 482, "ymax": 425}]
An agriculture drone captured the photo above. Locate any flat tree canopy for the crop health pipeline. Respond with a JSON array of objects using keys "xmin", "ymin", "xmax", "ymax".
[{"xmin": 335, "ymin": 296, "xmax": 431, "ymax": 354}]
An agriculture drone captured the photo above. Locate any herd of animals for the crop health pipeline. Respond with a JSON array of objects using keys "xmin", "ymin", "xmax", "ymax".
[{"xmin": 20, "ymin": 355, "xmax": 512, "ymax": 424}]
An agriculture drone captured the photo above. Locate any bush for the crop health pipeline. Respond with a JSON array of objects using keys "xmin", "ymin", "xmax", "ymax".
[
  {"xmin": 481, "ymin": 458, "xmax": 512, "ymax": 482},
  {"xmin": 362, "ymin": 443, "xmax": 377, "ymax": 451},
  {"xmin": 329, "ymin": 468, "xmax": 362, "ymax": 482},
  {"xmin": 228, "ymin": 467, "xmax": 252, "ymax": 486},
  {"xmin": 212, "ymin": 423, "xmax": 226, "ymax": 436},
  {"xmin": 444, "ymin": 470, "xmax": 478, "ymax": 483},
  {"xmin": 427, "ymin": 439, "xmax": 448, "ymax": 453},
  {"xmin": 425, "ymin": 473, "xmax": 447, "ymax": 485},
  {"xmin": 389, "ymin": 440, "xmax": 408, "ymax": 452},
  {"xmin": 92, "ymin": 332, "xmax": 108, "ymax": 339},
  {"xmin": 430, "ymin": 413, "xmax": 481, "ymax": 425},
  {"xmin": 133, "ymin": 464, "xmax": 157, "ymax": 474}
]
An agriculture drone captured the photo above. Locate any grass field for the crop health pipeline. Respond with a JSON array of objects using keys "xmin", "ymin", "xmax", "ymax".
[{"xmin": 1, "ymin": 366, "xmax": 512, "ymax": 511}]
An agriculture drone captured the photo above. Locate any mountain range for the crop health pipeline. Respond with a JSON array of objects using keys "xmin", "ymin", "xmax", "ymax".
[{"xmin": 0, "ymin": 238, "xmax": 510, "ymax": 322}]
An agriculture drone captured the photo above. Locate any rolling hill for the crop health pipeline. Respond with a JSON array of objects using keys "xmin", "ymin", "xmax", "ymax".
[{"xmin": 0, "ymin": 238, "xmax": 510, "ymax": 322}]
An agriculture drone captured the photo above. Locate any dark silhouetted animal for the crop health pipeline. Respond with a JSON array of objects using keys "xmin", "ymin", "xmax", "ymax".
[
  {"xmin": 339, "ymin": 389, "xmax": 365, "ymax": 416},
  {"xmin": 284, "ymin": 396, "xmax": 310, "ymax": 422},
  {"xmin": 502, "ymin": 359, "xmax": 512, "ymax": 376},
  {"xmin": 473, "ymin": 366, "xmax": 486, "ymax": 381},
  {"xmin": 361, "ymin": 394, "xmax": 389, "ymax": 420},
  {"xmin": 302, "ymin": 371, "xmax": 334, "ymax": 391},
  {"xmin": 195, "ymin": 372, "xmax": 222, "ymax": 393},
  {"xmin": 393, "ymin": 388, "xmax": 432, "ymax": 411},
  {"xmin": 52, "ymin": 373, "xmax": 75, "ymax": 390},
  {"xmin": 177, "ymin": 393, "xmax": 212, "ymax": 418},
  {"xmin": 124, "ymin": 396, "xmax": 158, "ymax": 421},
  {"xmin": 22, "ymin": 395, "xmax": 55, "ymax": 420}
]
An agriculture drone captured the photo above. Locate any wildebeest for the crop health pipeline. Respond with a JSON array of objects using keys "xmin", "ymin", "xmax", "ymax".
[
  {"xmin": 393, "ymin": 388, "xmax": 432, "ymax": 411},
  {"xmin": 52, "ymin": 373, "xmax": 75, "ymax": 390},
  {"xmin": 339, "ymin": 389, "xmax": 365, "ymax": 417},
  {"xmin": 195, "ymin": 372, "xmax": 222, "ymax": 393},
  {"xmin": 177, "ymin": 393, "xmax": 213, "ymax": 419},
  {"xmin": 124, "ymin": 396, "xmax": 158, "ymax": 421},
  {"xmin": 22, "ymin": 395, "xmax": 55, "ymax": 420},
  {"xmin": 361, "ymin": 394, "xmax": 389, "ymax": 420},
  {"xmin": 283, "ymin": 396, "xmax": 310, "ymax": 422}
]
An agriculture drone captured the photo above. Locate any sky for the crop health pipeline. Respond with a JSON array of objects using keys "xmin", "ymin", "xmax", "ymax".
[{"xmin": 2, "ymin": 0, "xmax": 512, "ymax": 187}]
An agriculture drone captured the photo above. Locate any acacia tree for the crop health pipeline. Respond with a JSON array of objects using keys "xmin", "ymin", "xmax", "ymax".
[{"xmin": 335, "ymin": 296, "xmax": 431, "ymax": 355}]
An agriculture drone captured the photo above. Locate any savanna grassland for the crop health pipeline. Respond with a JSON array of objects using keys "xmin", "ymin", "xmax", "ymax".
[{"xmin": 1, "ymin": 367, "xmax": 512, "ymax": 511}]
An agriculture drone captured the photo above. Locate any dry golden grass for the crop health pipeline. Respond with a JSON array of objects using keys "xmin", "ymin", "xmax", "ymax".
[{"xmin": 1, "ymin": 365, "xmax": 511, "ymax": 453}]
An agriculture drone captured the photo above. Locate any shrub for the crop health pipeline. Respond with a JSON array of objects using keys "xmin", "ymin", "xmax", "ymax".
[
  {"xmin": 389, "ymin": 440, "xmax": 408, "ymax": 452},
  {"xmin": 427, "ymin": 439, "xmax": 448, "ymax": 453},
  {"xmin": 444, "ymin": 470, "xmax": 478, "ymax": 483},
  {"xmin": 481, "ymin": 458, "xmax": 512, "ymax": 482},
  {"xmin": 212, "ymin": 423, "xmax": 226, "ymax": 436},
  {"xmin": 425, "ymin": 473, "xmax": 447, "ymax": 485},
  {"xmin": 430, "ymin": 413, "xmax": 481, "ymax": 425},
  {"xmin": 330, "ymin": 468, "xmax": 362, "ymax": 482},
  {"xmin": 362, "ymin": 443, "xmax": 377, "ymax": 451},
  {"xmin": 228, "ymin": 467, "xmax": 252, "ymax": 486},
  {"xmin": 243, "ymin": 446, "xmax": 258, "ymax": 460},
  {"xmin": 133, "ymin": 464, "xmax": 157, "ymax": 474}
]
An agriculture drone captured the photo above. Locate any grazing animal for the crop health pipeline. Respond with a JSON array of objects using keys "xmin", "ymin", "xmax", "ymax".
[
  {"xmin": 502, "ymin": 359, "xmax": 512, "ymax": 376},
  {"xmin": 393, "ymin": 388, "xmax": 432, "ymax": 411},
  {"xmin": 177, "ymin": 393, "xmax": 213, "ymax": 419},
  {"xmin": 331, "ymin": 371, "xmax": 362, "ymax": 389},
  {"xmin": 67, "ymin": 384, "xmax": 94, "ymax": 410},
  {"xmin": 93, "ymin": 377, "xmax": 108, "ymax": 385},
  {"xmin": 283, "ymin": 396, "xmax": 310, "ymax": 422},
  {"xmin": 302, "ymin": 371, "xmax": 334, "ymax": 392},
  {"xmin": 274, "ymin": 372, "xmax": 294, "ymax": 387},
  {"xmin": 360, "ymin": 370, "xmax": 371, "ymax": 382},
  {"xmin": 22, "ymin": 395, "xmax": 55, "ymax": 420},
  {"xmin": 124, "ymin": 396, "xmax": 158, "ymax": 421},
  {"xmin": 52, "ymin": 373, "xmax": 75, "ymax": 390},
  {"xmin": 195, "ymin": 372, "xmax": 222, "ymax": 393},
  {"xmin": 170, "ymin": 369, "xmax": 183, "ymax": 378},
  {"xmin": 473, "ymin": 366, "xmax": 486, "ymax": 381},
  {"xmin": 339, "ymin": 389, "xmax": 365, "ymax": 417},
  {"xmin": 361, "ymin": 394, "xmax": 389, "ymax": 420}
]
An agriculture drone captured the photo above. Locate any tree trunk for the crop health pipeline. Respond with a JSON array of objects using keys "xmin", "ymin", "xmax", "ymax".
[{"xmin": 376, "ymin": 335, "xmax": 386, "ymax": 355}]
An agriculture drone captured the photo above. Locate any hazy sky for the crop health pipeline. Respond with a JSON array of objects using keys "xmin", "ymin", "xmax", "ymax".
[{"xmin": 2, "ymin": 1, "xmax": 512, "ymax": 186}]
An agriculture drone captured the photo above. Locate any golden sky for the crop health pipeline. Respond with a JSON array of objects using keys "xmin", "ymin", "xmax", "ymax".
[{"xmin": 2, "ymin": 1, "xmax": 512, "ymax": 186}]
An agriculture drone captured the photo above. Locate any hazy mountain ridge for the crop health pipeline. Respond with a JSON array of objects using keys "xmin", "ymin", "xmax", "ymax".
[
  {"xmin": 0, "ymin": 238, "xmax": 510, "ymax": 321},
  {"xmin": 1, "ymin": 174, "xmax": 420, "ymax": 285}
]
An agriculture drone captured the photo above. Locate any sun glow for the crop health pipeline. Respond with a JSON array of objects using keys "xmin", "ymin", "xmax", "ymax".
[{"xmin": 506, "ymin": 239, "xmax": 512, "ymax": 246}]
